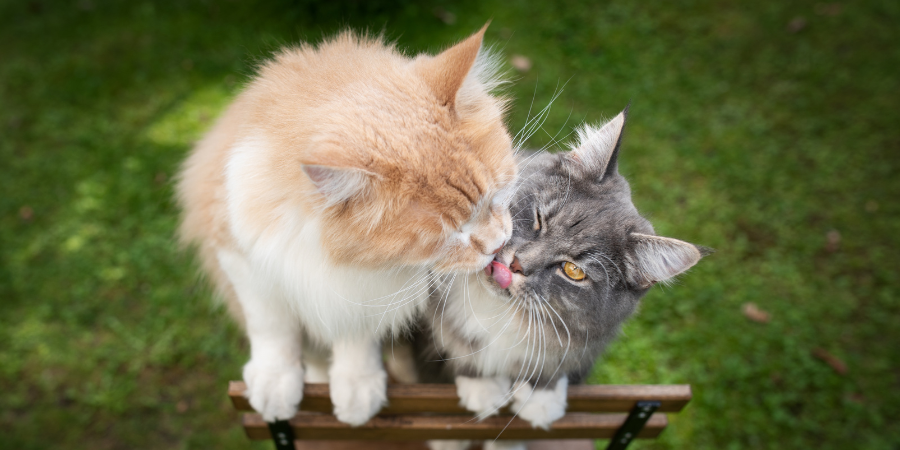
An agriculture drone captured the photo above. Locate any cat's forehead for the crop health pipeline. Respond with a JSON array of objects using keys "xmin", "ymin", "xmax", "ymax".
[
  {"xmin": 529, "ymin": 171, "xmax": 625, "ymax": 213},
  {"xmin": 404, "ymin": 151, "xmax": 514, "ymax": 229},
  {"xmin": 522, "ymin": 171, "xmax": 651, "ymax": 245}
]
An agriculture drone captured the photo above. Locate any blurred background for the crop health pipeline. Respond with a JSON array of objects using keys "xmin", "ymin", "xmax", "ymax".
[{"xmin": 1, "ymin": 0, "xmax": 898, "ymax": 448}]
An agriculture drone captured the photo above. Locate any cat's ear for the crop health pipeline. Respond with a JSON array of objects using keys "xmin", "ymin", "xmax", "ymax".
[
  {"xmin": 566, "ymin": 108, "xmax": 627, "ymax": 180},
  {"xmin": 626, "ymin": 233, "xmax": 710, "ymax": 289},
  {"xmin": 302, "ymin": 164, "xmax": 376, "ymax": 206},
  {"xmin": 416, "ymin": 22, "xmax": 488, "ymax": 109}
]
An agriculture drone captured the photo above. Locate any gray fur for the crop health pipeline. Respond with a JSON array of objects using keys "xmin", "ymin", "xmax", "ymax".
[{"xmin": 411, "ymin": 110, "xmax": 707, "ymax": 390}]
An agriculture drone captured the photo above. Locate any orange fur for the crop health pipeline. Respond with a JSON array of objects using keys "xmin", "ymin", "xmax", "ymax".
[{"xmin": 177, "ymin": 28, "xmax": 517, "ymax": 320}]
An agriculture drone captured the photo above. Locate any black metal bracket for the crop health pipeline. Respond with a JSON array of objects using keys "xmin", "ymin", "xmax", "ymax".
[
  {"xmin": 605, "ymin": 400, "xmax": 661, "ymax": 450},
  {"xmin": 267, "ymin": 420, "xmax": 295, "ymax": 450}
]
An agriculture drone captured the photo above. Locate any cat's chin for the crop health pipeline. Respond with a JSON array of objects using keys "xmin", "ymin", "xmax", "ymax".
[{"xmin": 476, "ymin": 271, "xmax": 514, "ymax": 299}]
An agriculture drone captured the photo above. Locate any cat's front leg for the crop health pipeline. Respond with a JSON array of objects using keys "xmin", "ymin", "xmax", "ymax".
[
  {"xmin": 329, "ymin": 337, "xmax": 388, "ymax": 426},
  {"xmin": 242, "ymin": 337, "xmax": 305, "ymax": 422},
  {"xmin": 455, "ymin": 375, "xmax": 512, "ymax": 418},
  {"xmin": 510, "ymin": 375, "xmax": 568, "ymax": 430},
  {"xmin": 218, "ymin": 250, "xmax": 305, "ymax": 422}
]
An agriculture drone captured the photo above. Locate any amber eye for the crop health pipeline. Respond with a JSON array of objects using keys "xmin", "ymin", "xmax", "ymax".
[{"xmin": 562, "ymin": 262, "xmax": 586, "ymax": 281}]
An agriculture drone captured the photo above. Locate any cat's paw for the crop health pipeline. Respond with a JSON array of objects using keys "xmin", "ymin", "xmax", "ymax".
[
  {"xmin": 483, "ymin": 441, "xmax": 527, "ymax": 450},
  {"xmin": 455, "ymin": 376, "xmax": 512, "ymax": 417},
  {"xmin": 511, "ymin": 376, "xmax": 568, "ymax": 430},
  {"xmin": 242, "ymin": 358, "xmax": 305, "ymax": 422},
  {"xmin": 329, "ymin": 366, "xmax": 388, "ymax": 426},
  {"xmin": 427, "ymin": 440, "xmax": 473, "ymax": 450}
]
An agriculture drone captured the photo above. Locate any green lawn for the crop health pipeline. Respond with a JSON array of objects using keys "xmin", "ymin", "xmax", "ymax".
[{"xmin": 2, "ymin": 1, "xmax": 898, "ymax": 449}]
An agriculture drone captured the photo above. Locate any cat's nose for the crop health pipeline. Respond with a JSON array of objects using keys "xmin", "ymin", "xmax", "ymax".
[
  {"xmin": 490, "ymin": 242, "xmax": 505, "ymax": 254},
  {"xmin": 510, "ymin": 256, "xmax": 524, "ymax": 275}
]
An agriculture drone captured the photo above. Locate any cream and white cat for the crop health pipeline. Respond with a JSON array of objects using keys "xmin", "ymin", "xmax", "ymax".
[{"xmin": 176, "ymin": 26, "xmax": 517, "ymax": 425}]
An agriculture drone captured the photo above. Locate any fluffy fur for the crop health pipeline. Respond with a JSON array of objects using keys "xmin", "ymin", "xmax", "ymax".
[
  {"xmin": 409, "ymin": 110, "xmax": 709, "ymax": 448},
  {"xmin": 176, "ymin": 26, "xmax": 518, "ymax": 424}
]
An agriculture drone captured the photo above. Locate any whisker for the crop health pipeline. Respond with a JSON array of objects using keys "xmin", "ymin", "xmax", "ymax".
[
  {"xmin": 463, "ymin": 272, "xmax": 491, "ymax": 333},
  {"xmin": 431, "ymin": 273, "xmax": 458, "ymax": 359},
  {"xmin": 513, "ymin": 80, "xmax": 566, "ymax": 150},
  {"xmin": 535, "ymin": 292, "xmax": 563, "ymax": 347},
  {"xmin": 593, "ymin": 251, "xmax": 625, "ymax": 279},
  {"xmin": 541, "ymin": 295, "xmax": 573, "ymax": 385},
  {"xmin": 586, "ymin": 256, "xmax": 612, "ymax": 287}
]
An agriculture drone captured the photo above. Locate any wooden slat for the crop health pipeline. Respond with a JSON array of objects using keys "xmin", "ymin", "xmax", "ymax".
[
  {"xmin": 566, "ymin": 384, "xmax": 692, "ymax": 413},
  {"xmin": 242, "ymin": 412, "xmax": 667, "ymax": 441},
  {"xmin": 291, "ymin": 440, "xmax": 594, "ymax": 450},
  {"xmin": 228, "ymin": 382, "xmax": 691, "ymax": 414},
  {"xmin": 294, "ymin": 441, "xmax": 430, "ymax": 450}
]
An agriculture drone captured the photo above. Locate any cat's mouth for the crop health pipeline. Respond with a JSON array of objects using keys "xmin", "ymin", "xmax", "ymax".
[{"xmin": 483, "ymin": 260, "xmax": 513, "ymax": 289}]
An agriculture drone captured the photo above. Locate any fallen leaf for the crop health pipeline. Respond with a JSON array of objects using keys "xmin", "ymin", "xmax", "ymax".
[
  {"xmin": 432, "ymin": 7, "xmax": 456, "ymax": 25},
  {"xmin": 812, "ymin": 347, "xmax": 847, "ymax": 375},
  {"xmin": 788, "ymin": 17, "xmax": 807, "ymax": 33},
  {"xmin": 865, "ymin": 200, "xmax": 878, "ymax": 213},
  {"xmin": 825, "ymin": 229, "xmax": 841, "ymax": 252},
  {"xmin": 742, "ymin": 302, "xmax": 770, "ymax": 323},
  {"xmin": 176, "ymin": 400, "xmax": 189, "ymax": 413},
  {"xmin": 19, "ymin": 206, "xmax": 33, "ymax": 221},
  {"xmin": 770, "ymin": 372, "xmax": 784, "ymax": 386},
  {"xmin": 510, "ymin": 55, "xmax": 532, "ymax": 72}
]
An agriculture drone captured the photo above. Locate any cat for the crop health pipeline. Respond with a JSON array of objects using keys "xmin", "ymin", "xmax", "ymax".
[
  {"xmin": 406, "ymin": 109, "xmax": 709, "ymax": 449},
  {"xmin": 175, "ymin": 25, "xmax": 519, "ymax": 426}
]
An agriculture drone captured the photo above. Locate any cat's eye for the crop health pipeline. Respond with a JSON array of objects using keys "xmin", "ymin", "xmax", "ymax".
[
  {"xmin": 562, "ymin": 262, "xmax": 586, "ymax": 281},
  {"xmin": 533, "ymin": 208, "xmax": 542, "ymax": 231}
]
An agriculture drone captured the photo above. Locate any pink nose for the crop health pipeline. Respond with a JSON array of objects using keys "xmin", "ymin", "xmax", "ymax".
[
  {"xmin": 491, "ymin": 242, "xmax": 505, "ymax": 254},
  {"xmin": 510, "ymin": 256, "xmax": 523, "ymax": 275}
]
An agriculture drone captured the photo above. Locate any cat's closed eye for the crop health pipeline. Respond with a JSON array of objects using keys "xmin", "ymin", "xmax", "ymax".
[{"xmin": 561, "ymin": 261, "xmax": 586, "ymax": 281}]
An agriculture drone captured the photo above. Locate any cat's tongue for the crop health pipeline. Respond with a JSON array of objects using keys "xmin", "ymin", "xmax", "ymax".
[{"xmin": 484, "ymin": 260, "xmax": 513, "ymax": 289}]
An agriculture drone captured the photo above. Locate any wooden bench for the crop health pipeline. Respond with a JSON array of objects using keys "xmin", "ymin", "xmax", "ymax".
[{"xmin": 228, "ymin": 382, "xmax": 691, "ymax": 450}]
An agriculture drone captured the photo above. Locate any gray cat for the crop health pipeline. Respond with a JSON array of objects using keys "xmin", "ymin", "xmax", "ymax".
[{"xmin": 404, "ymin": 109, "xmax": 709, "ymax": 450}]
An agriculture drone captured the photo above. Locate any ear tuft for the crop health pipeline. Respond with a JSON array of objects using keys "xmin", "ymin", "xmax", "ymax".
[
  {"xmin": 627, "ymin": 233, "xmax": 707, "ymax": 289},
  {"xmin": 302, "ymin": 165, "xmax": 373, "ymax": 206},
  {"xmin": 566, "ymin": 109, "xmax": 627, "ymax": 179},
  {"xmin": 416, "ymin": 22, "xmax": 489, "ymax": 109}
]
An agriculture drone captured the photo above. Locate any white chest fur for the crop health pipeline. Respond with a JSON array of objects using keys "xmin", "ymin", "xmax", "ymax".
[
  {"xmin": 439, "ymin": 274, "xmax": 566, "ymax": 379},
  {"xmin": 221, "ymin": 136, "xmax": 428, "ymax": 344},
  {"xmin": 222, "ymin": 219, "xmax": 429, "ymax": 345}
]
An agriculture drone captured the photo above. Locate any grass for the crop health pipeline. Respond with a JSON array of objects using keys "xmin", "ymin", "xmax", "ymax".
[{"xmin": 1, "ymin": 0, "xmax": 898, "ymax": 448}]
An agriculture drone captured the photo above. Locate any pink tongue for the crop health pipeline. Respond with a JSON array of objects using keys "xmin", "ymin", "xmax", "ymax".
[{"xmin": 488, "ymin": 261, "xmax": 513, "ymax": 289}]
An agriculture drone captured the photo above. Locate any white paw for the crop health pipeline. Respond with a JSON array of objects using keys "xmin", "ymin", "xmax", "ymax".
[
  {"xmin": 511, "ymin": 376, "xmax": 568, "ymax": 430},
  {"xmin": 242, "ymin": 357, "xmax": 305, "ymax": 422},
  {"xmin": 329, "ymin": 367, "xmax": 388, "ymax": 426},
  {"xmin": 483, "ymin": 441, "xmax": 527, "ymax": 450},
  {"xmin": 456, "ymin": 376, "xmax": 512, "ymax": 417},
  {"xmin": 427, "ymin": 440, "xmax": 473, "ymax": 450}
]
